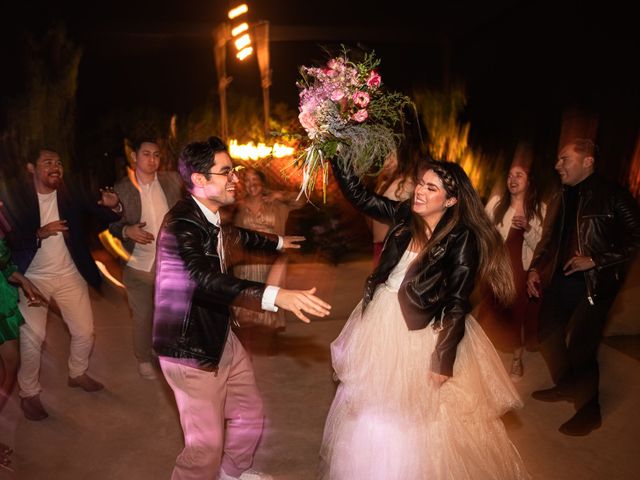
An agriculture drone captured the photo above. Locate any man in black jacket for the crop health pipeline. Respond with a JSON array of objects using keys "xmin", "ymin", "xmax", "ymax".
[
  {"xmin": 527, "ymin": 138, "xmax": 640, "ymax": 436},
  {"xmin": 1, "ymin": 147, "xmax": 122, "ymax": 421},
  {"xmin": 154, "ymin": 137, "xmax": 330, "ymax": 480}
]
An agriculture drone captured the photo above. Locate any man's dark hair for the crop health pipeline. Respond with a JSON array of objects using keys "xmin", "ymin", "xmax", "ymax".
[
  {"xmin": 27, "ymin": 146, "xmax": 59, "ymax": 165},
  {"xmin": 178, "ymin": 136, "xmax": 228, "ymax": 191},
  {"xmin": 570, "ymin": 138, "xmax": 600, "ymax": 162},
  {"xmin": 132, "ymin": 137, "xmax": 160, "ymax": 153}
]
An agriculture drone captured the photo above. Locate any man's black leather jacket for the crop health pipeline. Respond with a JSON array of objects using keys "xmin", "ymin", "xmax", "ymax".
[
  {"xmin": 331, "ymin": 159, "xmax": 479, "ymax": 376},
  {"xmin": 152, "ymin": 197, "xmax": 278, "ymax": 370},
  {"xmin": 530, "ymin": 174, "xmax": 640, "ymax": 304}
]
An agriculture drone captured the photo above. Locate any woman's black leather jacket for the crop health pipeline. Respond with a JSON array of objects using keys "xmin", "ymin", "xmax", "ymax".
[{"xmin": 332, "ymin": 159, "xmax": 479, "ymax": 376}]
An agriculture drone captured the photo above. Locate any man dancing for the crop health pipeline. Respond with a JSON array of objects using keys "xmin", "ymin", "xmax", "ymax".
[{"xmin": 153, "ymin": 136, "xmax": 331, "ymax": 480}]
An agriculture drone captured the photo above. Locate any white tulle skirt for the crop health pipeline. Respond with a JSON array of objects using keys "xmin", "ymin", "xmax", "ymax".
[{"xmin": 318, "ymin": 285, "xmax": 530, "ymax": 480}]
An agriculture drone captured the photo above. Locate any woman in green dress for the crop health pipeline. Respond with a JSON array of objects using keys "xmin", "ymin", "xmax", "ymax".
[{"xmin": 0, "ymin": 200, "xmax": 45, "ymax": 467}]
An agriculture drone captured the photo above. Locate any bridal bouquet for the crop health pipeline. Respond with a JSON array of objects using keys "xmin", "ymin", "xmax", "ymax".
[{"xmin": 295, "ymin": 49, "xmax": 412, "ymax": 201}]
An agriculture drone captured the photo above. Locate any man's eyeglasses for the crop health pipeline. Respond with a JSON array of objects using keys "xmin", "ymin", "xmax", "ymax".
[{"xmin": 202, "ymin": 166, "xmax": 242, "ymax": 181}]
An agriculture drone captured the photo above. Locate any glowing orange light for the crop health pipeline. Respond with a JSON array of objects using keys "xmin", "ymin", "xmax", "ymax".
[
  {"xmin": 234, "ymin": 34, "xmax": 251, "ymax": 50},
  {"xmin": 231, "ymin": 22, "xmax": 249, "ymax": 37},
  {"xmin": 98, "ymin": 229, "xmax": 130, "ymax": 262},
  {"xmin": 236, "ymin": 46, "xmax": 253, "ymax": 60},
  {"xmin": 95, "ymin": 260, "xmax": 125, "ymax": 288},
  {"xmin": 228, "ymin": 4, "xmax": 248, "ymax": 19},
  {"xmin": 229, "ymin": 139, "xmax": 296, "ymax": 160}
]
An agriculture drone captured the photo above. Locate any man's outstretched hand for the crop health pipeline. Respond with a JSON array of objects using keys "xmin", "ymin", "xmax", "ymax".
[
  {"xmin": 98, "ymin": 186, "xmax": 121, "ymax": 209},
  {"xmin": 275, "ymin": 287, "xmax": 331, "ymax": 323},
  {"xmin": 282, "ymin": 236, "xmax": 305, "ymax": 249}
]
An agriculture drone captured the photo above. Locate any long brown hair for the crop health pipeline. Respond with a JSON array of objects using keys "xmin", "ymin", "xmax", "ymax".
[
  {"xmin": 493, "ymin": 166, "xmax": 543, "ymax": 227},
  {"xmin": 410, "ymin": 161, "xmax": 515, "ymax": 305}
]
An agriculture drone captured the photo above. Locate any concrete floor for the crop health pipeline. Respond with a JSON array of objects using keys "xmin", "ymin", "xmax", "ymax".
[{"xmin": 1, "ymin": 255, "xmax": 639, "ymax": 479}]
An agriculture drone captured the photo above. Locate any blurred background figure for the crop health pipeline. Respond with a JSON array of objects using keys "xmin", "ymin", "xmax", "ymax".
[
  {"xmin": 1, "ymin": 148, "xmax": 121, "ymax": 422},
  {"xmin": 480, "ymin": 143, "xmax": 546, "ymax": 380},
  {"xmin": 370, "ymin": 118, "xmax": 425, "ymax": 266},
  {"xmin": 0, "ymin": 200, "xmax": 45, "ymax": 469},
  {"xmin": 527, "ymin": 138, "xmax": 640, "ymax": 436},
  {"xmin": 232, "ymin": 167, "xmax": 305, "ymax": 353},
  {"xmin": 109, "ymin": 137, "xmax": 183, "ymax": 380}
]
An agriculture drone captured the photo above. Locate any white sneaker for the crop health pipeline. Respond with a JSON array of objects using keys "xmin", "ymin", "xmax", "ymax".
[
  {"xmin": 138, "ymin": 362, "xmax": 157, "ymax": 380},
  {"xmin": 219, "ymin": 468, "xmax": 274, "ymax": 480}
]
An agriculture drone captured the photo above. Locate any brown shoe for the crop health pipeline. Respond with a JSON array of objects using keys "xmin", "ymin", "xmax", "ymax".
[
  {"xmin": 20, "ymin": 395, "xmax": 49, "ymax": 421},
  {"xmin": 531, "ymin": 386, "xmax": 573, "ymax": 403},
  {"xmin": 559, "ymin": 402, "xmax": 602, "ymax": 436},
  {"xmin": 68, "ymin": 374, "xmax": 104, "ymax": 392}
]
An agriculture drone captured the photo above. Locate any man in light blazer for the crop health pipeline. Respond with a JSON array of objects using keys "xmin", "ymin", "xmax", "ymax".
[{"xmin": 109, "ymin": 138, "xmax": 183, "ymax": 379}]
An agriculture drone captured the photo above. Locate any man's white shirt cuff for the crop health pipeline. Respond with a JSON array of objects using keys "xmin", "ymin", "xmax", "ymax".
[
  {"xmin": 262, "ymin": 286, "xmax": 280, "ymax": 312},
  {"xmin": 276, "ymin": 236, "xmax": 284, "ymax": 250}
]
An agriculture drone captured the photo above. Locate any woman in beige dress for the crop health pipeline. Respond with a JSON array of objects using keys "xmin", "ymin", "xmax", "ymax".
[{"xmin": 232, "ymin": 168, "xmax": 305, "ymax": 346}]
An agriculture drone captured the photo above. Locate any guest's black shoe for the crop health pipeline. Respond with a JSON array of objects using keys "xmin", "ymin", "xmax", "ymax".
[
  {"xmin": 20, "ymin": 394, "xmax": 49, "ymax": 421},
  {"xmin": 559, "ymin": 403, "xmax": 602, "ymax": 436},
  {"xmin": 531, "ymin": 386, "xmax": 573, "ymax": 403},
  {"xmin": 68, "ymin": 374, "xmax": 104, "ymax": 392}
]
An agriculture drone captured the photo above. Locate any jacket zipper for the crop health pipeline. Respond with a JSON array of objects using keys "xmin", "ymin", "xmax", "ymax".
[
  {"xmin": 550, "ymin": 194, "xmax": 565, "ymax": 278},
  {"xmin": 576, "ymin": 193, "xmax": 595, "ymax": 305}
]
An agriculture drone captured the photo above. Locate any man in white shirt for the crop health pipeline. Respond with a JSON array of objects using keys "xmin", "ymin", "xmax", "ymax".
[
  {"xmin": 1, "ymin": 147, "xmax": 122, "ymax": 421},
  {"xmin": 109, "ymin": 138, "xmax": 183, "ymax": 379},
  {"xmin": 153, "ymin": 136, "xmax": 331, "ymax": 480}
]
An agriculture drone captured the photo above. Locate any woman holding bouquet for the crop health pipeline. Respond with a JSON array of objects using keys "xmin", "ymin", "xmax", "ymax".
[{"xmin": 319, "ymin": 159, "xmax": 530, "ymax": 479}]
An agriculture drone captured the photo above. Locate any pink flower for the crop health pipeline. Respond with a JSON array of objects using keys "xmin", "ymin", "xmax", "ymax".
[
  {"xmin": 366, "ymin": 71, "xmax": 382, "ymax": 89},
  {"xmin": 331, "ymin": 89, "xmax": 346, "ymax": 102},
  {"xmin": 352, "ymin": 109, "xmax": 368, "ymax": 122},
  {"xmin": 327, "ymin": 58, "xmax": 344, "ymax": 70},
  {"xmin": 298, "ymin": 109, "xmax": 317, "ymax": 132},
  {"xmin": 352, "ymin": 91, "xmax": 370, "ymax": 108},
  {"xmin": 323, "ymin": 67, "xmax": 338, "ymax": 78}
]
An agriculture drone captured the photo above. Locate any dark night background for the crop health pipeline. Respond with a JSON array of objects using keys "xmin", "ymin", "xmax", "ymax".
[{"xmin": 1, "ymin": 0, "xmax": 639, "ymax": 183}]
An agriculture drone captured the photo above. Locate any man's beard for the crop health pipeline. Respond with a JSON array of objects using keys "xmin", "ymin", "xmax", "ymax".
[{"xmin": 44, "ymin": 174, "xmax": 63, "ymax": 189}]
